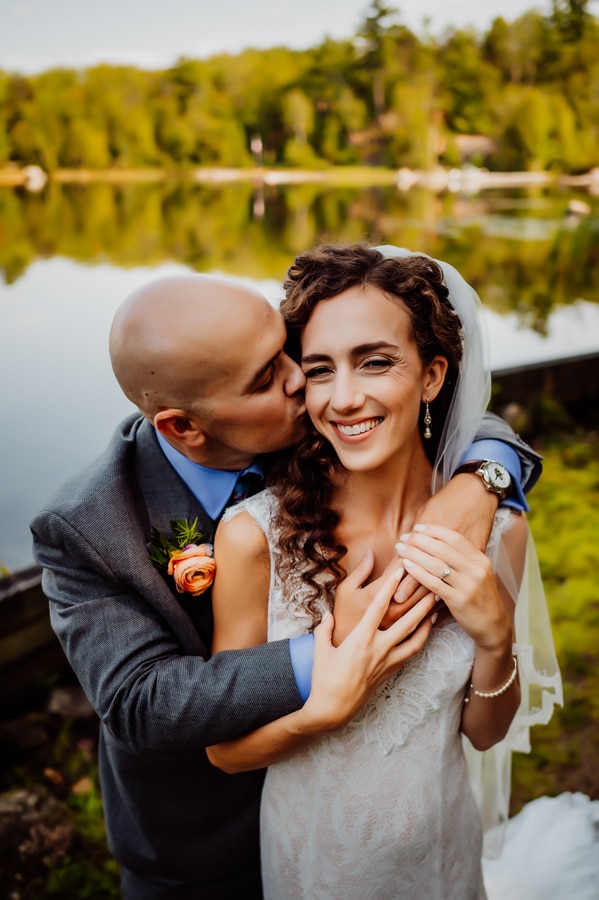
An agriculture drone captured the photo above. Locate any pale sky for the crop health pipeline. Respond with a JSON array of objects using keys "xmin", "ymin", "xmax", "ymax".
[{"xmin": 0, "ymin": 0, "xmax": 580, "ymax": 74}]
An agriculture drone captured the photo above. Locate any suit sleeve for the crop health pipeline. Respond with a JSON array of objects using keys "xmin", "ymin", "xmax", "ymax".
[
  {"xmin": 31, "ymin": 510, "xmax": 302, "ymax": 755},
  {"xmin": 474, "ymin": 411, "xmax": 542, "ymax": 494}
]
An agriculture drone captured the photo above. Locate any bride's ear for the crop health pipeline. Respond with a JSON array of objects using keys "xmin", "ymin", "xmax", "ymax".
[{"xmin": 422, "ymin": 356, "xmax": 448, "ymax": 402}]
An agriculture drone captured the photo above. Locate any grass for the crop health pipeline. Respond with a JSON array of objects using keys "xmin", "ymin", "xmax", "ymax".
[
  {"xmin": 510, "ymin": 436, "xmax": 599, "ymax": 810},
  {"xmin": 0, "ymin": 716, "xmax": 121, "ymax": 898}
]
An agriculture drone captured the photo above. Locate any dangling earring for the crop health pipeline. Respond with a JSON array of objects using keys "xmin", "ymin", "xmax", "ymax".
[{"xmin": 423, "ymin": 398, "xmax": 432, "ymax": 439}]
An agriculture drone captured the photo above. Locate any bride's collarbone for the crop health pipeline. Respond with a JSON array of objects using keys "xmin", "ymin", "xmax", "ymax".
[{"xmin": 341, "ymin": 538, "xmax": 402, "ymax": 581}]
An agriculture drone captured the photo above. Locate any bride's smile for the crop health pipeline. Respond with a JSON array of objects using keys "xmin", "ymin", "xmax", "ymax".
[{"xmin": 333, "ymin": 416, "xmax": 384, "ymax": 438}]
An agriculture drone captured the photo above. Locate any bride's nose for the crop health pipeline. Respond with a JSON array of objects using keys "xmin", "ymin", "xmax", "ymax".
[{"xmin": 330, "ymin": 370, "xmax": 364, "ymax": 413}]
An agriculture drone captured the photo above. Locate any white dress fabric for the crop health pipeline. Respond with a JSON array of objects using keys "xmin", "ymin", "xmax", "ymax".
[
  {"xmin": 224, "ymin": 493, "xmax": 597, "ymax": 900},
  {"xmin": 219, "ymin": 247, "xmax": 576, "ymax": 896},
  {"xmin": 377, "ymin": 246, "xmax": 563, "ymax": 854},
  {"xmin": 225, "ymin": 491, "xmax": 497, "ymax": 900}
]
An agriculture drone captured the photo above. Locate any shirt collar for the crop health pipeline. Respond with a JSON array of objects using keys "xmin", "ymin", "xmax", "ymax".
[{"xmin": 155, "ymin": 431, "xmax": 264, "ymax": 521}]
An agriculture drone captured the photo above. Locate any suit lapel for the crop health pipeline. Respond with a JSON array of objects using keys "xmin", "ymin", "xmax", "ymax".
[
  {"xmin": 132, "ymin": 420, "xmax": 217, "ymax": 651},
  {"xmin": 134, "ymin": 421, "xmax": 215, "ymax": 540}
]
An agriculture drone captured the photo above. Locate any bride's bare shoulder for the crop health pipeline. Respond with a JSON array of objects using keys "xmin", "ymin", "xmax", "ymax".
[{"xmin": 215, "ymin": 508, "xmax": 269, "ymax": 564}]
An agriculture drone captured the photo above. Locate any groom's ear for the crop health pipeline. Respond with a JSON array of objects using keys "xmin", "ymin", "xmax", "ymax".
[
  {"xmin": 153, "ymin": 409, "xmax": 207, "ymax": 450},
  {"xmin": 422, "ymin": 356, "xmax": 448, "ymax": 401}
]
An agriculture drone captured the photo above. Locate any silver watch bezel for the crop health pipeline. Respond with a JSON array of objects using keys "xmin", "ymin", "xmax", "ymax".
[{"xmin": 477, "ymin": 460, "xmax": 512, "ymax": 496}]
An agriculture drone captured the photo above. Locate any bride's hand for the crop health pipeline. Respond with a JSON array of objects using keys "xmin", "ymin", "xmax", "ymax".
[
  {"xmin": 302, "ymin": 564, "xmax": 438, "ymax": 733},
  {"xmin": 394, "ymin": 524, "xmax": 512, "ymax": 654},
  {"xmin": 333, "ymin": 551, "xmax": 435, "ymax": 643},
  {"xmin": 391, "ymin": 474, "xmax": 499, "ymax": 608}
]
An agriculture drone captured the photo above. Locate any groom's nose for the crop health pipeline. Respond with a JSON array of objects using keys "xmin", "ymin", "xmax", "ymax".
[{"xmin": 282, "ymin": 354, "xmax": 306, "ymax": 397}]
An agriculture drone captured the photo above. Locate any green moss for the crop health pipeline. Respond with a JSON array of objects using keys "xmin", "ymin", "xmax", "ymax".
[{"xmin": 511, "ymin": 436, "xmax": 599, "ymax": 811}]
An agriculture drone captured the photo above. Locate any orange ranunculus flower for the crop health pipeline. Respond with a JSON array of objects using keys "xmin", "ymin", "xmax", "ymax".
[{"xmin": 167, "ymin": 543, "xmax": 215, "ymax": 596}]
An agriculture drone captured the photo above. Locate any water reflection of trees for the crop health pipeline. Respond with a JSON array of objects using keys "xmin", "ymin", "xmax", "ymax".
[{"xmin": 0, "ymin": 182, "xmax": 597, "ymax": 326}]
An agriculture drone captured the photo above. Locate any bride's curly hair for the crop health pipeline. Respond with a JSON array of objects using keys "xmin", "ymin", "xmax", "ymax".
[{"xmin": 271, "ymin": 243, "xmax": 464, "ymax": 621}]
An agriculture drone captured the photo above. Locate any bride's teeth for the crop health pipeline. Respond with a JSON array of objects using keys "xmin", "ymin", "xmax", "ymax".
[{"xmin": 337, "ymin": 419, "xmax": 381, "ymax": 435}]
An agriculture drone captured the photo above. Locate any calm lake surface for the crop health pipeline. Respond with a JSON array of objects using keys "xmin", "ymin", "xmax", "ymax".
[{"xmin": 1, "ymin": 179, "xmax": 598, "ymax": 571}]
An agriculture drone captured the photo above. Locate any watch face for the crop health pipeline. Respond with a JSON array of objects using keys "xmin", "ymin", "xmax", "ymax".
[{"xmin": 483, "ymin": 462, "xmax": 511, "ymax": 491}]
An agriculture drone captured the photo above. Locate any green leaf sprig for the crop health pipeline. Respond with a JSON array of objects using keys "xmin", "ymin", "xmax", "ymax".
[{"xmin": 148, "ymin": 518, "xmax": 209, "ymax": 571}]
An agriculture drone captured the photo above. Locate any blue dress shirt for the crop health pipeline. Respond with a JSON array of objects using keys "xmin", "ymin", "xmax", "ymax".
[{"xmin": 156, "ymin": 431, "xmax": 264, "ymax": 520}]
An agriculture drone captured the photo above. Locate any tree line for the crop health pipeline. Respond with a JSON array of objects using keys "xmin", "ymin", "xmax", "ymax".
[{"xmin": 1, "ymin": 0, "xmax": 598, "ymax": 174}]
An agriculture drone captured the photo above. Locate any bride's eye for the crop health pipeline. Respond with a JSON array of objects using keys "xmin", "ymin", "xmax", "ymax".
[
  {"xmin": 303, "ymin": 365, "xmax": 332, "ymax": 380},
  {"xmin": 362, "ymin": 356, "xmax": 392, "ymax": 370}
]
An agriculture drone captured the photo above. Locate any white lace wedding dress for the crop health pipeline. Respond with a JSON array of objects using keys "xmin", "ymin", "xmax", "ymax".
[
  {"xmin": 224, "ymin": 492, "xmax": 598, "ymax": 899},
  {"xmin": 225, "ymin": 490, "xmax": 489, "ymax": 899}
]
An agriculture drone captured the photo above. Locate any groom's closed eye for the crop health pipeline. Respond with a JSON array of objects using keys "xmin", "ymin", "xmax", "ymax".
[
  {"xmin": 247, "ymin": 353, "xmax": 281, "ymax": 393},
  {"xmin": 253, "ymin": 366, "xmax": 276, "ymax": 392}
]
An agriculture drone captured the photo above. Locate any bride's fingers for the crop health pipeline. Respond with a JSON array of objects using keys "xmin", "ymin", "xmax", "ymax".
[
  {"xmin": 372, "ymin": 616, "xmax": 434, "ymax": 688},
  {"xmin": 393, "ymin": 578, "xmax": 429, "ymax": 606},
  {"xmin": 359, "ymin": 568, "xmax": 406, "ymax": 632},
  {"xmin": 314, "ymin": 610, "xmax": 334, "ymax": 646},
  {"xmin": 394, "ymin": 538, "xmax": 466, "ymax": 585},
  {"xmin": 343, "ymin": 549, "xmax": 376, "ymax": 590},
  {"xmin": 382, "ymin": 592, "xmax": 438, "ymax": 647},
  {"xmin": 398, "ymin": 556, "xmax": 457, "ymax": 596},
  {"xmin": 404, "ymin": 524, "xmax": 482, "ymax": 559}
]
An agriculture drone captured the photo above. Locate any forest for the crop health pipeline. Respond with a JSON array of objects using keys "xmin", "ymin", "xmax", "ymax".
[{"xmin": 1, "ymin": 0, "xmax": 598, "ymax": 175}]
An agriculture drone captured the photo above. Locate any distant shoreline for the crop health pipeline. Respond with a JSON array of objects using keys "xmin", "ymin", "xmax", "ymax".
[{"xmin": 1, "ymin": 165, "xmax": 598, "ymax": 193}]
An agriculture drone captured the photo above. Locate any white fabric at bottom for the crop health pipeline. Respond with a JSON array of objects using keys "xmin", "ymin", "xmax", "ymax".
[{"xmin": 482, "ymin": 792, "xmax": 599, "ymax": 900}]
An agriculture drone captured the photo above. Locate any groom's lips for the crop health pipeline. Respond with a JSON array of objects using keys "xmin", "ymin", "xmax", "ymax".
[{"xmin": 332, "ymin": 417, "xmax": 384, "ymax": 440}]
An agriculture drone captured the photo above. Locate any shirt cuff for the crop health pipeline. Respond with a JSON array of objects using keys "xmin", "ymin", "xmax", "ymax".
[
  {"xmin": 459, "ymin": 439, "xmax": 529, "ymax": 512},
  {"xmin": 288, "ymin": 633, "xmax": 314, "ymax": 702}
]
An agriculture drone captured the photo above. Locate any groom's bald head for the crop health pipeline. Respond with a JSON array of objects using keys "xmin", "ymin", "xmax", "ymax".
[
  {"xmin": 110, "ymin": 274, "xmax": 275, "ymax": 417},
  {"xmin": 109, "ymin": 273, "xmax": 306, "ymax": 468}
]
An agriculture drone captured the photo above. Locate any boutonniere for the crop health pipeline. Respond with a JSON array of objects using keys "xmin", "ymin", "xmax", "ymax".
[{"xmin": 148, "ymin": 518, "xmax": 215, "ymax": 596}]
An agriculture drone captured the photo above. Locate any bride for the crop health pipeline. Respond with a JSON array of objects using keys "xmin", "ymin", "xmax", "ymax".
[{"xmin": 206, "ymin": 244, "xmax": 563, "ymax": 898}]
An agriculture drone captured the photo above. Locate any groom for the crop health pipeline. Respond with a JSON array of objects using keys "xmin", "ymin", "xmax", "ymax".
[{"xmin": 30, "ymin": 273, "xmax": 540, "ymax": 899}]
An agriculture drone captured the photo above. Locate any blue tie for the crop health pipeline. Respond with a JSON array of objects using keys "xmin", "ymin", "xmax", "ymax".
[{"xmin": 229, "ymin": 472, "xmax": 264, "ymax": 507}]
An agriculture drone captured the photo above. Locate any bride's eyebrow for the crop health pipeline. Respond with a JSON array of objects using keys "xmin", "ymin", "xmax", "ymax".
[
  {"xmin": 350, "ymin": 341, "xmax": 399, "ymax": 355},
  {"xmin": 301, "ymin": 352, "xmax": 331, "ymax": 365},
  {"xmin": 302, "ymin": 341, "xmax": 400, "ymax": 364}
]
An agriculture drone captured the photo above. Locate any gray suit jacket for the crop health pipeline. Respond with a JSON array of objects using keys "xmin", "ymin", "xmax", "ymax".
[
  {"xmin": 30, "ymin": 415, "xmax": 301, "ymax": 889},
  {"xmin": 30, "ymin": 411, "xmax": 541, "ymax": 889}
]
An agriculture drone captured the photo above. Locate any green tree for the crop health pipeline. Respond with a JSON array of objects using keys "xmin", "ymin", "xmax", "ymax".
[
  {"xmin": 552, "ymin": 0, "xmax": 590, "ymax": 40},
  {"xmin": 492, "ymin": 85, "xmax": 578, "ymax": 170},
  {"xmin": 388, "ymin": 76, "xmax": 441, "ymax": 169},
  {"xmin": 358, "ymin": 0, "xmax": 401, "ymax": 116},
  {"xmin": 62, "ymin": 120, "xmax": 112, "ymax": 168},
  {"xmin": 483, "ymin": 12, "xmax": 548, "ymax": 85},
  {"xmin": 439, "ymin": 28, "xmax": 499, "ymax": 134}
]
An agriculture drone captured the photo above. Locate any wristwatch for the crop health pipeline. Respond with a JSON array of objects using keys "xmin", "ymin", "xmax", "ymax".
[{"xmin": 453, "ymin": 459, "xmax": 513, "ymax": 501}]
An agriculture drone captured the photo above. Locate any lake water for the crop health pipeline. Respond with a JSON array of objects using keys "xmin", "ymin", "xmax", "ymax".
[{"xmin": 1, "ymin": 180, "xmax": 598, "ymax": 571}]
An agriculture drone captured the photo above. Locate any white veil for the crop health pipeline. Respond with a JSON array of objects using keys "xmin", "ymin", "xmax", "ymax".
[{"xmin": 377, "ymin": 245, "xmax": 563, "ymax": 856}]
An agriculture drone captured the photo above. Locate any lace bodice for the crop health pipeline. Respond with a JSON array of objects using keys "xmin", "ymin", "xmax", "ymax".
[
  {"xmin": 224, "ymin": 490, "xmax": 561, "ymax": 896},
  {"xmin": 223, "ymin": 490, "xmax": 489, "ymax": 898}
]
